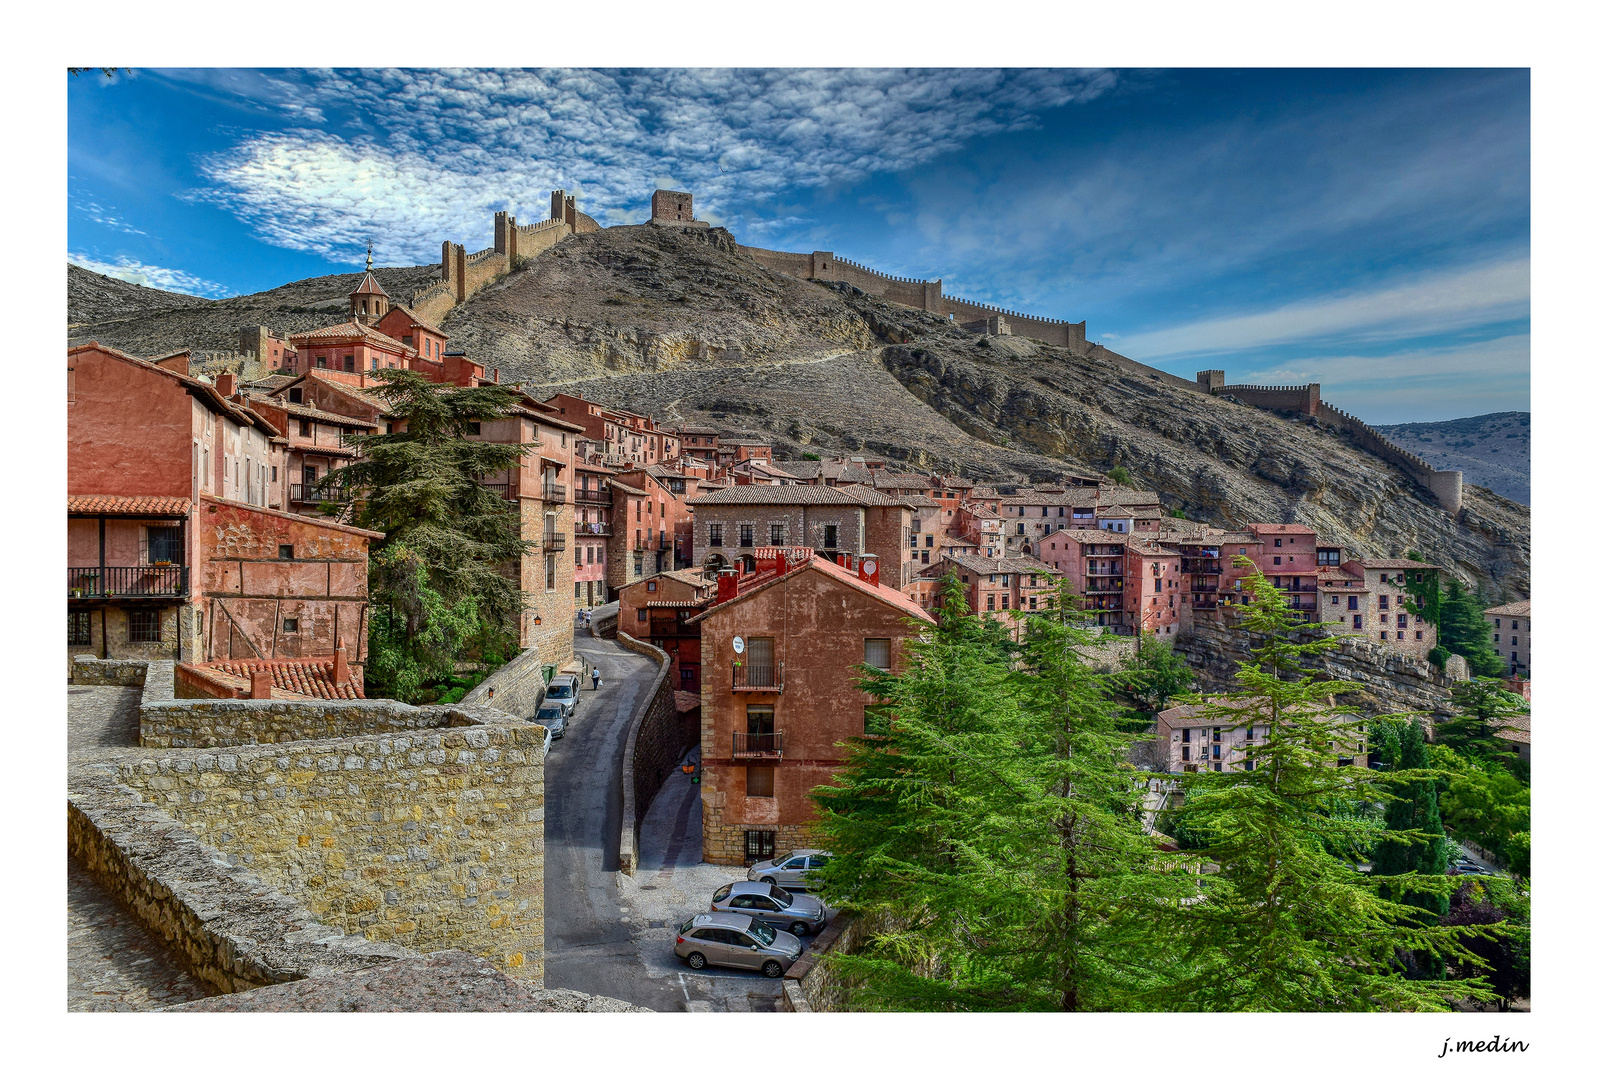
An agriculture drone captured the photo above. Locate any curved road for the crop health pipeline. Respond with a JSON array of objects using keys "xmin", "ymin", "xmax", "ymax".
[{"xmin": 543, "ymin": 634, "xmax": 687, "ymax": 1012}]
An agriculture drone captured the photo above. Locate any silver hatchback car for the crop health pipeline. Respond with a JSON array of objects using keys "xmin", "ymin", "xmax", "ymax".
[
  {"xmin": 747, "ymin": 849, "xmax": 831, "ymax": 890},
  {"xmin": 675, "ymin": 912, "xmax": 802, "ymax": 978},
  {"xmin": 710, "ymin": 880, "xmax": 827, "ymax": 936}
]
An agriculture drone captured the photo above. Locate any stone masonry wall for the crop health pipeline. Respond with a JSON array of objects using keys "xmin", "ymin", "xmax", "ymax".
[
  {"xmin": 140, "ymin": 697, "xmax": 480, "ymax": 749},
  {"xmin": 459, "ymin": 645, "xmax": 548, "ymax": 719},
  {"xmin": 614, "ymin": 632, "xmax": 690, "ymax": 874},
  {"xmin": 113, "ymin": 717, "xmax": 548, "ymax": 981},
  {"xmin": 72, "ymin": 655, "xmax": 149, "ymax": 686}
]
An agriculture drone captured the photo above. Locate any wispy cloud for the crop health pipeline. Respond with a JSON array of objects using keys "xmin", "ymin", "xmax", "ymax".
[
  {"xmin": 68, "ymin": 253, "xmax": 232, "ymax": 298},
  {"xmin": 75, "ymin": 200, "xmax": 147, "ymax": 236},
  {"xmin": 1112, "ymin": 258, "xmax": 1529, "ymax": 360},
  {"xmin": 179, "ymin": 68, "xmax": 1117, "ymax": 264}
]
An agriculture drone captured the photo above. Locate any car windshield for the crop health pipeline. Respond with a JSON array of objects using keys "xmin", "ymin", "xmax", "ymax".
[
  {"xmin": 746, "ymin": 920, "xmax": 777, "ymax": 946},
  {"xmin": 546, "ymin": 685, "xmax": 573, "ymax": 699},
  {"xmin": 536, "ymin": 708, "xmax": 562, "ymax": 719},
  {"xmin": 772, "ymin": 852, "xmax": 795, "ymax": 867},
  {"xmin": 769, "ymin": 885, "xmax": 794, "ymax": 907},
  {"xmin": 679, "ymin": 918, "xmax": 697, "ymax": 935},
  {"xmin": 712, "ymin": 884, "xmax": 731, "ymax": 903}
]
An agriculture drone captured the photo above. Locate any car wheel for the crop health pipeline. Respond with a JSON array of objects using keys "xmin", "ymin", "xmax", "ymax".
[
  {"xmin": 788, "ymin": 921, "xmax": 809, "ymax": 937},
  {"xmin": 762, "ymin": 960, "xmax": 784, "ymax": 979},
  {"xmin": 686, "ymin": 952, "xmax": 707, "ymax": 970},
  {"xmin": 761, "ymin": 876, "xmax": 777, "ymax": 885}
]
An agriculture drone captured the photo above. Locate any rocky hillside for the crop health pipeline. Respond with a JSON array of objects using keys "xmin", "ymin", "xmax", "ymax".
[
  {"xmin": 63, "ymin": 226, "xmax": 1530, "ymax": 599},
  {"xmin": 1376, "ymin": 412, "xmax": 1529, "ymax": 506},
  {"xmin": 67, "ymin": 262, "xmax": 441, "ymax": 356}
]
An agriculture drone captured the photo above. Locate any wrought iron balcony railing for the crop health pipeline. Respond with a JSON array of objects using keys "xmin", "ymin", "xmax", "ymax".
[
  {"xmin": 542, "ymin": 482, "xmax": 567, "ymax": 501},
  {"xmin": 732, "ymin": 731, "xmax": 784, "ymax": 758},
  {"xmin": 68, "ymin": 565, "xmax": 188, "ymax": 599},
  {"xmin": 574, "ymin": 521, "xmax": 612, "ymax": 537},
  {"xmin": 289, "ymin": 484, "xmax": 351, "ymax": 505},
  {"xmin": 730, "ymin": 661, "xmax": 783, "ymax": 692},
  {"xmin": 542, "ymin": 533, "xmax": 567, "ymax": 552},
  {"xmin": 575, "ymin": 489, "xmax": 612, "ymax": 506}
]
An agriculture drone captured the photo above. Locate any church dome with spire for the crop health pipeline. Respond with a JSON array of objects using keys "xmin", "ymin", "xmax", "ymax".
[{"xmin": 349, "ymin": 244, "xmax": 390, "ymax": 324}]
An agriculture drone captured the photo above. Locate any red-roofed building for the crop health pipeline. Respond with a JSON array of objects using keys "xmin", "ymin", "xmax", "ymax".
[{"xmin": 689, "ymin": 550, "xmax": 932, "ymax": 864}]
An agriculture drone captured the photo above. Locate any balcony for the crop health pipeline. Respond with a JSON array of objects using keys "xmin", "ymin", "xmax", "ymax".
[
  {"xmin": 575, "ymin": 489, "xmax": 612, "ymax": 506},
  {"xmin": 732, "ymin": 731, "xmax": 784, "ymax": 759},
  {"xmin": 1086, "ymin": 578, "xmax": 1124, "ymax": 593},
  {"xmin": 574, "ymin": 521, "xmax": 612, "ymax": 537},
  {"xmin": 542, "ymin": 533, "xmax": 567, "ymax": 552},
  {"xmin": 542, "ymin": 482, "xmax": 567, "ymax": 501},
  {"xmin": 69, "ymin": 565, "xmax": 188, "ymax": 599},
  {"xmin": 289, "ymin": 484, "xmax": 350, "ymax": 506},
  {"xmin": 1181, "ymin": 558, "xmax": 1222, "ymax": 574},
  {"xmin": 1191, "ymin": 583, "xmax": 1219, "ymax": 594},
  {"xmin": 477, "ymin": 482, "xmax": 513, "ymax": 501},
  {"xmin": 731, "ymin": 661, "xmax": 784, "ymax": 692}
]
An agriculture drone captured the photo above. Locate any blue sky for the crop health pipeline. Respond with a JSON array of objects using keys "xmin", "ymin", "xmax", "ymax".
[{"xmin": 68, "ymin": 67, "xmax": 1528, "ymax": 424}]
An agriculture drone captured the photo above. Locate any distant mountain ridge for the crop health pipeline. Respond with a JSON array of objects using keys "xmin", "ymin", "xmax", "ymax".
[{"xmin": 1375, "ymin": 413, "xmax": 1529, "ymax": 506}]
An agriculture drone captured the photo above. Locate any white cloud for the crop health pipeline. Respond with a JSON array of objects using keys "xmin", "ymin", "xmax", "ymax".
[
  {"xmin": 76, "ymin": 201, "xmax": 146, "ymax": 236},
  {"xmin": 68, "ymin": 253, "xmax": 232, "ymax": 298},
  {"xmin": 1113, "ymin": 258, "xmax": 1529, "ymax": 360},
  {"xmin": 181, "ymin": 68, "xmax": 1116, "ymax": 264}
]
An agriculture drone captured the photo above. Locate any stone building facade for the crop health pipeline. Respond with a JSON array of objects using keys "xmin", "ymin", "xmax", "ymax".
[{"xmin": 1484, "ymin": 599, "xmax": 1531, "ymax": 677}]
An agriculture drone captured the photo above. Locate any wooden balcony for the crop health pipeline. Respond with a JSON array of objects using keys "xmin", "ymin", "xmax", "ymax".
[
  {"xmin": 68, "ymin": 565, "xmax": 188, "ymax": 600},
  {"xmin": 732, "ymin": 731, "xmax": 783, "ymax": 759},
  {"xmin": 542, "ymin": 533, "xmax": 567, "ymax": 552},
  {"xmin": 731, "ymin": 662, "xmax": 783, "ymax": 692},
  {"xmin": 574, "ymin": 521, "xmax": 612, "ymax": 537},
  {"xmin": 289, "ymin": 484, "xmax": 350, "ymax": 506},
  {"xmin": 575, "ymin": 489, "xmax": 612, "ymax": 506}
]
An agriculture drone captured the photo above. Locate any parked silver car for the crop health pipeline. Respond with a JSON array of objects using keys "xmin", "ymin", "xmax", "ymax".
[
  {"xmin": 674, "ymin": 912, "xmax": 802, "ymax": 978},
  {"xmin": 747, "ymin": 849, "xmax": 831, "ymax": 890},
  {"xmin": 710, "ymin": 880, "xmax": 826, "ymax": 936},
  {"xmin": 533, "ymin": 703, "xmax": 567, "ymax": 739},
  {"xmin": 544, "ymin": 675, "xmax": 581, "ymax": 715}
]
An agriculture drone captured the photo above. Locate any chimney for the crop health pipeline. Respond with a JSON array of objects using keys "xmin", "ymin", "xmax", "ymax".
[
  {"xmin": 492, "ymin": 367, "xmax": 499, "ymax": 383},
  {"xmin": 333, "ymin": 644, "xmax": 349, "ymax": 685},
  {"xmin": 248, "ymin": 668, "xmax": 274, "ymax": 699},
  {"xmin": 156, "ymin": 352, "xmax": 190, "ymax": 375},
  {"xmin": 717, "ymin": 568, "xmax": 741, "ymax": 605},
  {"xmin": 215, "ymin": 372, "xmax": 237, "ymax": 398},
  {"xmin": 858, "ymin": 553, "xmax": 880, "ymax": 587}
]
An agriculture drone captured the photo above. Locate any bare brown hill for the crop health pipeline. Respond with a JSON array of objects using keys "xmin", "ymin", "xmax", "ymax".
[{"xmin": 63, "ymin": 226, "xmax": 1530, "ymax": 599}]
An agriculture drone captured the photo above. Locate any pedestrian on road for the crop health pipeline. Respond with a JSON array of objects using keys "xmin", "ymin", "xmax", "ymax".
[{"xmin": 591, "ymin": 666, "xmax": 601, "ymax": 690}]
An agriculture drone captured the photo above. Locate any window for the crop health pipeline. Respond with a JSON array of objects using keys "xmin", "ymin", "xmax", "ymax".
[
  {"xmin": 1416, "ymin": 632, "xmax": 1423, "ymax": 642},
  {"xmin": 1029, "ymin": 595, "xmax": 1038, "ymax": 609},
  {"xmin": 746, "ymin": 767, "xmax": 774, "ymax": 798},
  {"xmin": 824, "ymin": 524, "xmax": 838, "ymax": 549},
  {"xmin": 128, "ymin": 610, "xmax": 161, "ymax": 643},
  {"xmin": 865, "ymin": 702, "xmax": 892, "ymax": 736},
  {"xmin": 739, "ymin": 524, "xmax": 754, "ymax": 548},
  {"xmin": 1380, "ymin": 613, "xmax": 1388, "ymax": 624},
  {"xmin": 69, "ymin": 611, "xmax": 93, "ymax": 647},
  {"xmin": 1397, "ymin": 632, "xmax": 1404, "ymax": 640},
  {"xmin": 1274, "ymin": 538, "xmax": 1282, "ymax": 547},
  {"xmin": 1511, "ymin": 636, "xmax": 1518, "ymax": 645},
  {"xmin": 637, "ymin": 608, "xmax": 647, "ymax": 623},
  {"xmin": 744, "ymin": 830, "xmax": 777, "ymax": 862},
  {"xmin": 1182, "ymin": 728, "xmax": 1191, "ymax": 742},
  {"xmin": 1380, "ymin": 574, "xmax": 1389, "ymax": 584},
  {"xmin": 1494, "ymin": 618, "xmax": 1501, "ymax": 628},
  {"xmin": 1397, "ymin": 614, "xmax": 1408, "ymax": 628},
  {"xmin": 864, "ymin": 638, "xmax": 890, "ymax": 669},
  {"xmin": 316, "ymin": 356, "xmax": 327, "ymax": 368},
  {"xmin": 1273, "ymin": 556, "xmax": 1282, "ymax": 565},
  {"xmin": 1348, "ymin": 596, "xmax": 1359, "ymax": 611},
  {"xmin": 1181, "ymin": 745, "xmax": 1190, "ymax": 761},
  {"xmin": 279, "ymin": 544, "xmax": 294, "ymax": 560},
  {"xmin": 1512, "ymin": 620, "xmax": 1519, "ymax": 630},
  {"xmin": 1378, "ymin": 595, "xmax": 1389, "ymax": 610},
  {"xmin": 1212, "ymin": 762, "xmax": 1223, "ymax": 772},
  {"xmin": 343, "ymin": 356, "xmax": 355, "ymax": 372},
  {"xmin": 1001, "ymin": 595, "xmax": 1010, "ymax": 609},
  {"xmin": 770, "ymin": 524, "xmax": 785, "ymax": 546},
  {"xmin": 709, "ymin": 524, "xmax": 723, "ymax": 547},
  {"xmin": 1353, "ymin": 615, "xmax": 1363, "ymax": 630},
  {"xmin": 148, "ymin": 526, "xmax": 182, "ymax": 564},
  {"xmin": 987, "ymin": 594, "xmax": 996, "ymax": 610},
  {"xmin": 1380, "ymin": 631, "xmax": 1388, "ymax": 640},
  {"xmin": 746, "ymin": 638, "xmax": 775, "ymax": 685}
]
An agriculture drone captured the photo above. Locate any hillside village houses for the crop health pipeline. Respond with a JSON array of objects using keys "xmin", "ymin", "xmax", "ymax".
[{"xmin": 69, "ymin": 210, "xmax": 1519, "ymax": 864}]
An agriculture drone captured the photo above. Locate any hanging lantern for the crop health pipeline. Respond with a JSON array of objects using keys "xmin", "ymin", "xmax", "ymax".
[{"xmin": 533, "ymin": 614, "xmax": 543, "ymax": 626}]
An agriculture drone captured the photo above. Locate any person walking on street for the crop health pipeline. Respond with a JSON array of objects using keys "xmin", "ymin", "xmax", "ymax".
[{"xmin": 591, "ymin": 666, "xmax": 601, "ymax": 691}]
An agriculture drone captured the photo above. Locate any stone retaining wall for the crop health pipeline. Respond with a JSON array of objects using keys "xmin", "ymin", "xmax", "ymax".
[
  {"xmin": 110, "ymin": 712, "xmax": 548, "ymax": 981},
  {"xmin": 460, "ymin": 646, "xmax": 547, "ymax": 718},
  {"xmin": 614, "ymin": 631, "xmax": 691, "ymax": 874},
  {"xmin": 139, "ymin": 698, "xmax": 484, "ymax": 749},
  {"xmin": 781, "ymin": 912, "xmax": 873, "ymax": 1012},
  {"xmin": 72, "ymin": 655, "xmax": 149, "ymax": 686},
  {"xmin": 69, "ymin": 769, "xmax": 414, "ymax": 995}
]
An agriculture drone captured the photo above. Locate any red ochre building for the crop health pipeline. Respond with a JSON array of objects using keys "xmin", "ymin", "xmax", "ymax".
[{"xmin": 688, "ymin": 548, "xmax": 932, "ymax": 865}]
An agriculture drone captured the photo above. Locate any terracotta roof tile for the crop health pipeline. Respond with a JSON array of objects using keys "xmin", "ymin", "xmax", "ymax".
[
  {"xmin": 1483, "ymin": 599, "xmax": 1531, "ymax": 618},
  {"xmin": 203, "ymin": 657, "xmax": 365, "ymax": 700},
  {"xmin": 68, "ymin": 495, "xmax": 191, "ymax": 516},
  {"xmin": 688, "ymin": 485, "xmax": 879, "ymax": 506}
]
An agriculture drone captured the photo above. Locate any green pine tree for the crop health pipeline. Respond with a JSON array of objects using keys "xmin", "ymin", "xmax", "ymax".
[
  {"xmin": 1435, "ymin": 678, "xmax": 1528, "ymax": 767},
  {"xmin": 1148, "ymin": 562, "xmax": 1493, "ymax": 1011},
  {"xmin": 1370, "ymin": 718, "xmax": 1450, "ymax": 978},
  {"xmin": 1437, "ymin": 580, "xmax": 1505, "ymax": 678},
  {"xmin": 1116, "ymin": 633, "xmax": 1194, "ymax": 713},
  {"xmin": 809, "ymin": 576, "xmax": 1185, "ymax": 1010},
  {"xmin": 330, "ymin": 370, "xmax": 534, "ymax": 701}
]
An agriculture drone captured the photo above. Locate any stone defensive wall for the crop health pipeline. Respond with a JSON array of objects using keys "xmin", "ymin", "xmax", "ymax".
[
  {"xmin": 1200, "ymin": 376, "xmax": 1463, "ymax": 513},
  {"xmin": 941, "ymin": 294, "xmax": 1087, "ymax": 351},
  {"xmin": 614, "ymin": 631, "xmax": 695, "ymax": 875}
]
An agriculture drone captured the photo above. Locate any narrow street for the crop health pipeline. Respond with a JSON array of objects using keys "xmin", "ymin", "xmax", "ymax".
[{"xmin": 544, "ymin": 631, "xmax": 784, "ymax": 1012}]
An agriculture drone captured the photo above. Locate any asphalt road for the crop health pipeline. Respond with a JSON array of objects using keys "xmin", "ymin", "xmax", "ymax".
[{"xmin": 543, "ymin": 632, "xmax": 785, "ymax": 1012}]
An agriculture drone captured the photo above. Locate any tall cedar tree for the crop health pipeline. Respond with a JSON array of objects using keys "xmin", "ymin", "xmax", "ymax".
[
  {"xmin": 1436, "ymin": 678, "xmax": 1529, "ymax": 767},
  {"xmin": 809, "ymin": 577, "xmax": 1187, "ymax": 1011},
  {"xmin": 1370, "ymin": 718, "xmax": 1450, "ymax": 978},
  {"xmin": 331, "ymin": 370, "xmax": 533, "ymax": 700},
  {"xmin": 1438, "ymin": 580, "xmax": 1505, "ymax": 678},
  {"xmin": 1117, "ymin": 633, "xmax": 1194, "ymax": 713},
  {"xmin": 1149, "ymin": 562, "xmax": 1493, "ymax": 1011}
]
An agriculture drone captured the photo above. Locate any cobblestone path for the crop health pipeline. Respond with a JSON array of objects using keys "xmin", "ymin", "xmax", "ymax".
[{"xmin": 68, "ymin": 683, "xmax": 210, "ymax": 1011}]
